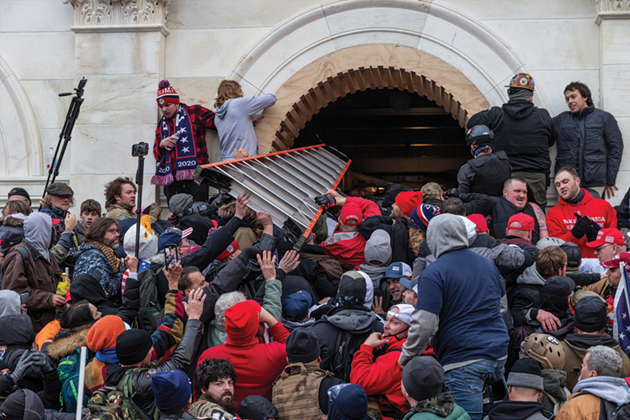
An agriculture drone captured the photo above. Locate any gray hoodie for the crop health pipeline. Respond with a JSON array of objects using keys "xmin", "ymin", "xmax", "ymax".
[
  {"xmin": 0, "ymin": 290, "xmax": 21, "ymax": 317},
  {"xmin": 24, "ymin": 212, "xmax": 52, "ymax": 261},
  {"xmin": 517, "ymin": 263, "xmax": 545, "ymax": 286},
  {"xmin": 359, "ymin": 229, "xmax": 391, "ymax": 287},
  {"xmin": 573, "ymin": 376, "xmax": 630, "ymax": 406},
  {"xmin": 214, "ymin": 93, "xmax": 277, "ymax": 161},
  {"xmin": 427, "ymin": 214, "xmax": 469, "ymax": 258}
]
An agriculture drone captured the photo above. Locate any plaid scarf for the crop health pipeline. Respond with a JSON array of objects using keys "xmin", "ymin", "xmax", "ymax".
[
  {"xmin": 151, "ymin": 104, "xmax": 198, "ymax": 185},
  {"xmin": 84, "ymin": 240, "xmax": 120, "ymax": 275}
]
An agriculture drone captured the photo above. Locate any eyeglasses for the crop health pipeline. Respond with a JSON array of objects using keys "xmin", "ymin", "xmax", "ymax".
[
  {"xmin": 595, "ymin": 244, "xmax": 613, "ymax": 254},
  {"xmin": 107, "ymin": 228, "xmax": 119, "ymax": 234}
]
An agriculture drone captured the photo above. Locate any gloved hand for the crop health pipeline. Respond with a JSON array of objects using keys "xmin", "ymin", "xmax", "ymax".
[
  {"xmin": 10, "ymin": 350, "xmax": 33, "ymax": 384},
  {"xmin": 241, "ymin": 247, "xmax": 265, "ymax": 261},
  {"xmin": 30, "ymin": 350, "xmax": 55, "ymax": 374},
  {"xmin": 313, "ymin": 194, "xmax": 336, "ymax": 209},
  {"xmin": 572, "ymin": 213, "xmax": 599, "ymax": 240},
  {"xmin": 443, "ymin": 188, "xmax": 460, "ymax": 199}
]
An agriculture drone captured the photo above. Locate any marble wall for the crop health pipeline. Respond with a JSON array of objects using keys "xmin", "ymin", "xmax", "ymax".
[{"xmin": 0, "ymin": 0, "xmax": 628, "ymax": 212}]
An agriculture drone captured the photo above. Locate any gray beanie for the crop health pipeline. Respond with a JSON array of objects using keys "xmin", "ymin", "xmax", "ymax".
[{"xmin": 507, "ymin": 358, "xmax": 544, "ymax": 391}]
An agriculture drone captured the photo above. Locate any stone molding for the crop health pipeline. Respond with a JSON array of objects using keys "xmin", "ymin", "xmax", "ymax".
[
  {"xmin": 596, "ymin": 0, "xmax": 630, "ymax": 24},
  {"xmin": 64, "ymin": 0, "xmax": 171, "ymax": 35},
  {"xmin": 0, "ymin": 57, "xmax": 42, "ymax": 177}
]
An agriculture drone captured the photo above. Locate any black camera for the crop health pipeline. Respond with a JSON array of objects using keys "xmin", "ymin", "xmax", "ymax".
[{"xmin": 132, "ymin": 142, "xmax": 149, "ymax": 157}]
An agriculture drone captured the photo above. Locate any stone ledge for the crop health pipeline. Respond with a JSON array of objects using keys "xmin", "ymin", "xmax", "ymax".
[
  {"xmin": 596, "ymin": 11, "xmax": 630, "ymax": 24},
  {"xmin": 71, "ymin": 24, "xmax": 169, "ymax": 36}
]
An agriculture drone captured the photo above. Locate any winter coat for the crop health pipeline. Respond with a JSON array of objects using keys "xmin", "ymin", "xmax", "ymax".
[
  {"xmin": 556, "ymin": 376, "xmax": 630, "ymax": 420},
  {"xmin": 561, "ymin": 333, "xmax": 630, "ymax": 392},
  {"xmin": 468, "ymin": 99, "xmax": 555, "ymax": 174},
  {"xmin": 547, "ymin": 189, "xmax": 618, "ymax": 258},
  {"xmin": 490, "ymin": 197, "xmax": 542, "ymax": 244},
  {"xmin": 307, "ymin": 306, "xmax": 384, "ymax": 380},
  {"xmin": 0, "ymin": 314, "xmax": 61, "ymax": 410},
  {"xmin": 618, "ymin": 186, "xmax": 630, "ymax": 229},
  {"xmin": 403, "ymin": 392, "xmax": 470, "ymax": 420},
  {"xmin": 457, "ymin": 151, "xmax": 512, "ymax": 197},
  {"xmin": 511, "ymin": 264, "xmax": 545, "ymax": 328},
  {"xmin": 105, "ymin": 318, "xmax": 203, "ymax": 418},
  {"xmin": 188, "ymin": 395, "xmax": 236, "ymax": 419},
  {"xmin": 104, "ymin": 204, "xmax": 134, "ymax": 224},
  {"xmin": 74, "ymin": 242, "xmax": 123, "ymax": 302},
  {"xmin": 1, "ymin": 242, "xmax": 62, "ymax": 333},
  {"xmin": 214, "ymin": 93, "xmax": 277, "ymax": 161},
  {"xmin": 69, "ymin": 273, "xmax": 139, "ymax": 325},
  {"xmin": 196, "ymin": 321, "xmax": 290, "ymax": 405},
  {"xmin": 553, "ymin": 105, "xmax": 623, "ymax": 187},
  {"xmin": 350, "ymin": 340, "xmax": 409, "ymax": 419},
  {"xmin": 484, "ymin": 401, "xmax": 553, "ymax": 420}
]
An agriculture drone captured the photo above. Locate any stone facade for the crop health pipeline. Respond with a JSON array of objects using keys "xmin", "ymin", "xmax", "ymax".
[{"xmin": 0, "ymin": 0, "xmax": 628, "ymax": 210}]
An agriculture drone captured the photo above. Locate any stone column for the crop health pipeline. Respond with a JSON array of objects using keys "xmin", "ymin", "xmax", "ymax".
[
  {"xmin": 64, "ymin": 0, "xmax": 171, "ymax": 208},
  {"xmin": 596, "ymin": 1, "xmax": 630, "ymax": 205}
]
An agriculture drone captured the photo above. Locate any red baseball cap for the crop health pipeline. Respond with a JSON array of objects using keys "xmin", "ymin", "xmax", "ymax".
[
  {"xmin": 340, "ymin": 203, "xmax": 362, "ymax": 226},
  {"xmin": 467, "ymin": 214, "xmax": 488, "ymax": 234},
  {"xmin": 601, "ymin": 252, "xmax": 630, "ymax": 269},
  {"xmin": 586, "ymin": 228, "xmax": 626, "ymax": 248},
  {"xmin": 507, "ymin": 213, "xmax": 537, "ymax": 233}
]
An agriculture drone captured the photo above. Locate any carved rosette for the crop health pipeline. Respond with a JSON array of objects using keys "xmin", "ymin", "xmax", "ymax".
[
  {"xmin": 595, "ymin": 0, "xmax": 630, "ymax": 24},
  {"xmin": 63, "ymin": 0, "xmax": 172, "ymax": 34}
]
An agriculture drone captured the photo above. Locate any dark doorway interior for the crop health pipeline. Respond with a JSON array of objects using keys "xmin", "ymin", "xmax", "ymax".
[{"xmin": 293, "ymin": 89, "xmax": 469, "ymax": 193}]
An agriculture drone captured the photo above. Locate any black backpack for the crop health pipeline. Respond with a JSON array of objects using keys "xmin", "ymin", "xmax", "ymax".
[{"xmin": 330, "ymin": 329, "xmax": 370, "ymax": 382}]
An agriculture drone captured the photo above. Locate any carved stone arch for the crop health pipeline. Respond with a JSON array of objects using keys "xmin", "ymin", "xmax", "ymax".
[
  {"xmin": 273, "ymin": 66, "xmax": 467, "ymax": 151},
  {"xmin": 0, "ymin": 56, "xmax": 42, "ymax": 177}
]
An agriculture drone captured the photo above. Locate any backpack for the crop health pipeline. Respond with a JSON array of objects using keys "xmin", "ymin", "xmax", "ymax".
[
  {"xmin": 86, "ymin": 368, "xmax": 154, "ymax": 420},
  {"xmin": 600, "ymin": 397, "xmax": 630, "ymax": 420},
  {"xmin": 330, "ymin": 329, "xmax": 370, "ymax": 382},
  {"xmin": 58, "ymin": 349, "xmax": 90, "ymax": 412},
  {"xmin": 136, "ymin": 267, "xmax": 163, "ymax": 334}
]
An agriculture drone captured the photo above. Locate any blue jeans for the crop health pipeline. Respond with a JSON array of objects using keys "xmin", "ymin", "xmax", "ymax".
[{"xmin": 443, "ymin": 358, "xmax": 506, "ymax": 420}]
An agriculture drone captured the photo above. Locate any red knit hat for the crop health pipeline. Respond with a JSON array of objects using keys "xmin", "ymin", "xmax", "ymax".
[
  {"xmin": 340, "ymin": 203, "xmax": 362, "ymax": 226},
  {"xmin": 225, "ymin": 300, "xmax": 261, "ymax": 343},
  {"xmin": 87, "ymin": 315, "xmax": 126, "ymax": 352},
  {"xmin": 157, "ymin": 80, "xmax": 180, "ymax": 105},
  {"xmin": 395, "ymin": 191, "xmax": 423, "ymax": 217}
]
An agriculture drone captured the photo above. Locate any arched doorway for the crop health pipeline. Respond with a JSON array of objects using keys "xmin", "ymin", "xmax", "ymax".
[{"xmin": 272, "ymin": 66, "xmax": 469, "ymax": 189}]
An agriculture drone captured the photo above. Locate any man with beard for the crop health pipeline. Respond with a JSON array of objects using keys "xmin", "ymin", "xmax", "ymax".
[
  {"xmin": 189, "ymin": 358, "xmax": 239, "ymax": 419},
  {"xmin": 104, "ymin": 177, "xmax": 136, "ymax": 224},
  {"xmin": 73, "ymin": 217, "xmax": 123, "ymax": 304}
]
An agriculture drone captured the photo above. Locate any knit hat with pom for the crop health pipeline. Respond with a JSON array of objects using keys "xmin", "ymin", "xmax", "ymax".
[{"xmin": 157, "ymin": 80, "xmax": 180, "ymax": 105}]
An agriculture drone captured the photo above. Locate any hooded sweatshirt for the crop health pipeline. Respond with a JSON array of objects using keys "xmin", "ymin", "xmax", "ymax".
[
  {"xmin": 359, "ymin": 230, "xmax": 391, "ymax": 288},
  {"xmin": 214, "ymin": 93, "xmax": 277, "ymax": 161},
  {"xmin": 556, "ymin": 376, "xmax": 630, "ymax": 420},
  {"xmin": 511, "ymin": 264, "xmax": 546, "ymax": 327},
  {"xmin": 24, "ymin": 213, "xmax": 52, "ymax": 261},
  {"xmin": 0, "ymin": 290, "xmax": 21, "ymax": 317},
  {"xmin": 401, "ymin": 214, "xmax": 508, "ymax": 369}
]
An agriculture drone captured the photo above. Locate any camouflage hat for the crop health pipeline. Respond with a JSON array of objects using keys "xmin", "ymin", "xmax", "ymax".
[
  {"xmin": 421, "ymin": 182, "xmax": 444, "ymax": 199},
  {"xmin": 46, "ymin": 182, "xmax": 74, "ymax": 197}
]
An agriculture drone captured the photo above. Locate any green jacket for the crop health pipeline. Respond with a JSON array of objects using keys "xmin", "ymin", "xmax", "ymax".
[{"xmin": 402, "ymin": 393, "xmax": 471, "ymax": 420}]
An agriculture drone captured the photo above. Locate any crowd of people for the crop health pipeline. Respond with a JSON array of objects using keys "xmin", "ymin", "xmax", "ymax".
[{"xmin": 0, "ymin": 74, "xmax": 629, "ymax": 420}]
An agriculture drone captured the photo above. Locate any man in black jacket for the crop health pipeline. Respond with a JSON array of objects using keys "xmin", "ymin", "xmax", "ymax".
[
  {"xmin": 553, "ymin": 81, "xmax": 624, "ymax": 200},
  {"xmin": 468, "ymin": 73, "xmax": 555, "ymax": 208}
]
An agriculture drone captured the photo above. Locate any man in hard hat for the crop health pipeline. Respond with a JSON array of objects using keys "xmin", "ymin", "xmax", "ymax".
[{"xmin": 468, "ymin": 73, "xmax": 556, "ymax": 208}]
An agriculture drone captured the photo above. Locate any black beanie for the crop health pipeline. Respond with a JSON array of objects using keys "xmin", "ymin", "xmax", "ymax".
[
  {"xmin": 507, "ymin": 358, "xmax": 544, "ymax": 391},
  {"xmin": 286, "ymin": 329, "xmax": 321, "ymax": 364},
  {"xmin": 402, "ymin": 356, "xmax": 444, "ymax": 402},
  {"xmin": 560, "ymin": 242, "xmax": 581, "ymax": 270},
  {"xmin": 116, "ymin": 329, "xmax": 153, "ymax": 365},
  {"xmin": 239, "ymin": 395, "xmax": 278, "ymax": 420},
  {"xmin": 0, "ymin": 389, "xmax": 45, "ymax": 420},
  {"xmin": 574, "ymin": 296, "xmax": 608, "ymax": 333}
]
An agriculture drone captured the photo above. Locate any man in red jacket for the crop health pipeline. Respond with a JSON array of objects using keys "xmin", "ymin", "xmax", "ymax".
[
  {"xmin": 196, "ymin": 300, "xmax": 289, "ymax": 404},
  {"xmin": 318, "ymin": 190, "xmax": 381, "ymax": 268},
  {"xmin": 350, "ymin": 304, "xmax": 434, "ymax": 420},
  {"xmin": 547, "ymin": 166, "xmax": 617, "ymax": 258}
]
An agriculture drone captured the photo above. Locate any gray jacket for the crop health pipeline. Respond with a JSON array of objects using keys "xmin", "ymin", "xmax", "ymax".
[{"xmin": 215, "ymin": 94, "xmax": 277, "ymax": 161}]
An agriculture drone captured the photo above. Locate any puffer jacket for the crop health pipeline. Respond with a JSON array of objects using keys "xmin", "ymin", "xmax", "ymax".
[
  {"xmin": 74, "ymin": 242, "xmax": 123, "ymax": 302},
  {"xmin": 553, "ymin": 105, "xmax": 623, "ymax": 187},
  {"xmin": 468, "ymin": 99, "xmax": 555, "ymax": 174},
  {"xmin": 105, "ymin": 318, "xmax": 203, "ymax": 418}
]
